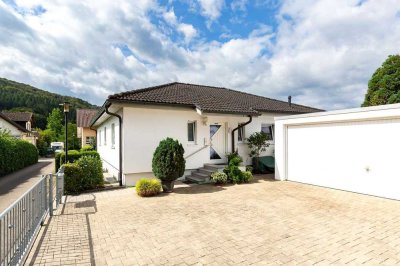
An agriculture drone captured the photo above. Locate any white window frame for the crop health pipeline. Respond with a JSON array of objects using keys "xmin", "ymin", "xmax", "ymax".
[
  {"xmin": 111, "ymin": 123, "xmax": 115, "ymax": 149},
  {"xmin": 261, "ymin": 123, "xmax": 274, "ymax": 141},
  {"xmin": 187, "ymin": 121, "xmax": 197, "ymax": 144},
  {"xmin": 238, "ymin": 123, "xmax": 245, "ymax": 142},
  {"xmin": 104, "ymin": 126, "xmax": 107, "ymax": 146}
]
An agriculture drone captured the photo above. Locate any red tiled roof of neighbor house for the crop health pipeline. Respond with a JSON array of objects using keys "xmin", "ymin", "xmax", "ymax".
[
  {"xmin": 107, "ymin": 82, "xmax": 323, "ymax": 115},
  {"xmin": 2, "ymin": 111, "xmax": 33, "ymax": 122},
  {"xmin": 76, "ymin": 109, "xmax": 98, "ymax": 128}
]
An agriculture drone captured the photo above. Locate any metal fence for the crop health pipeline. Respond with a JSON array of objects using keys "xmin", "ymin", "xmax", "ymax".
[{"xmin": 0, "ymin": 167, "xmax": 64, "ymax": 266}]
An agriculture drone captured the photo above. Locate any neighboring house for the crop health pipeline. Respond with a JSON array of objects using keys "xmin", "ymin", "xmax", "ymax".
[
  {"xmin": 76, "ymin": 109, "xmax": 98, "ymax": 147},
  {"xmin": 0, "ymin": 112, "xmax": 32, "ymax": 140},
  {"xmin": 2, "ymin": 111, "xmax": 33, "ymax": 131},
  {"xmin": 1, "ymin": 111, "xmax": 38, "ymax": 145},
  {"xmin": 91, "ymin": 82, "xmax": 321, "ymax": 186}
]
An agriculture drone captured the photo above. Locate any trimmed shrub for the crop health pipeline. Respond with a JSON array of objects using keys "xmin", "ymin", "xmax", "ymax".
[
  {"xmin": 152, "ymin": 138, "xmax": 185, "ymax": 182},
  {"xmin": 136, "ymin": 178, "xmax": 162, "ymax": 197},
  {"xmin": 0, "ymin": 136, "xmax": 38, "ymax": 176},
  {"xmin": 211, "ymin": 171, "xmax": 228, "ymax": 184},
  {"xmin": 63, "ymin": 156, "xmax": 104, "ymax": 194},
  {"xmin": 81, "ymin": 145, "xmax": 94, "ymax": 152},
  {"xmin": 75, "ymin": 156, "xmax": 104, "ymax": 190},
  {"xmin": 242, "ymin": 171, "xmax": 253, "ymax": 183},
  {"xmin": 64, "ymin": 163, "xmax": 84, "ymax": 194},
  {"xmin": 226, "ymin": 154, "xmax": 244, "ymax": 184},
  {"xmin": 56, "ymin": 150, "xmax": 100, "ymax": 172}
]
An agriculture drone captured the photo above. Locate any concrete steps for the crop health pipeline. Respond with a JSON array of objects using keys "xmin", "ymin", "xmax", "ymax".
[{"xmin": 185, "ymin": 164, "xmax": 227, "ymax": 184}]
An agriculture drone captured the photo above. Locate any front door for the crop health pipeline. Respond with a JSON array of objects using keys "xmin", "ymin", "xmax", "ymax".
[{"xmin": 210, "ymin": 123, "xmax": 226, "ymax": 163}]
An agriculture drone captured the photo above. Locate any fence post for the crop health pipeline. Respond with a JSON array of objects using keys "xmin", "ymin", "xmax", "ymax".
[
  {"xmin": 59, "ymin": 166, "xmax": 64, "ymax": 204},
  {"xmin": 49, "ymin": 174, "xmax": 53, "ymax": 217}
]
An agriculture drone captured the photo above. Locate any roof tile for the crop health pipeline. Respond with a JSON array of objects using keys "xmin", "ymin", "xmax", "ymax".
[{"xmin": 108, "ymin": 82, "xmax": 322, "ymax": 115}]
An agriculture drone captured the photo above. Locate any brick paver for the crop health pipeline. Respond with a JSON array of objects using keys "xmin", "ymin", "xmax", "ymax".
[{"xmin": 27, "ymin": 177, "xmax": 400, "ymax": 265}]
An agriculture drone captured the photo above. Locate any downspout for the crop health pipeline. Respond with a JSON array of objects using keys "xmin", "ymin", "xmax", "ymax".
[
  {"xmin": 231, "ymin": 115, "xmax": 253, "ymax": 153},
  {"xmin": 105, "ymin": 102, "xmax": 123, "ymax": 187}
]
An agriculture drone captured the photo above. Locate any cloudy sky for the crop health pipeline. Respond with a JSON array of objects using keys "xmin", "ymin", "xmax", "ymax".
[{"xmin": 1, "ymin": 0, "xmax": 400, "ymax": 110}]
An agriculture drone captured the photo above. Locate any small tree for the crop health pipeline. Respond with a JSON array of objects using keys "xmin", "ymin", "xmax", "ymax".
[
  {"xmin": 152, "ymin": 138, "xmax": 185, "ymax": 192},
  {"xmin": 47, "ymin": 108, "xmax": 63, "ymax": 137},
  {"xmin": 247, "ymin": 132, "xmax": 270, "ymax": 173},
  {"xmin": 362, "ymin": 54, "xmax": 400, "ymax": 106}
]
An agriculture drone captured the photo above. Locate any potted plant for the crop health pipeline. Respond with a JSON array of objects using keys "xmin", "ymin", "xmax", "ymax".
[
  {"xmin": 152, "ymin": 138, "xmax": 185, "ymax": 192},
  {"xmin": 247, "ymin": 132, "xmax": 270, "ymax": 173}
]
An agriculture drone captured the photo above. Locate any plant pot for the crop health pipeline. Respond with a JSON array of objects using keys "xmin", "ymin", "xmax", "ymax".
[{"xmin": 161, "ymin": 180, "xmax": 175, "ymax": 193}]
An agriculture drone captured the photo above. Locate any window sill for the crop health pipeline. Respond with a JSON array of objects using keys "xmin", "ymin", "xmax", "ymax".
[{"xmin": 187, "ymin": 143, "xmax": 197, "ymax": 146}]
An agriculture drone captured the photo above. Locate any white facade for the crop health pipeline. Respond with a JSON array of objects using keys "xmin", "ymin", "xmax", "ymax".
[
  {"xmin": 275, "ymin": 103, "xmax": 400, "ymax": 201},
  {"xmin": 94, "ymin": 104, "xmax": 282, "ymax": 186},
  {"xmin": 0, "ymin": 117, "xmax": 25, "ymax": 137}
]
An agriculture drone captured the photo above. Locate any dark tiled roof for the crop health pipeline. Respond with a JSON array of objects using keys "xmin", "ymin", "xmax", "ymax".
[
  {"xmin": 2, "ymin": 111, "xmax": 33, "ymax": 122},
  {"xmin": 0, "ymin": 112, "xmax": 29, "ymax": 133},
  {"xmin": 108, "ymin": 82, "xmax": 322, "ymax": 115},
  {"xmin": 76, "ymin": 109, "xmax": 98, "ymax": 127}
]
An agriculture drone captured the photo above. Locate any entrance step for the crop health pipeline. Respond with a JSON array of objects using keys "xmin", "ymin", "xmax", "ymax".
[{"xmin": 185, "ymin": 164, "xmax": 227, "ymax": 184}]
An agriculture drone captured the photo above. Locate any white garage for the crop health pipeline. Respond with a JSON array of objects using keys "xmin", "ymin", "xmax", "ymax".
[{"xmin": 274, "ymin": 104, "xmax": 400, "ymax": 200}]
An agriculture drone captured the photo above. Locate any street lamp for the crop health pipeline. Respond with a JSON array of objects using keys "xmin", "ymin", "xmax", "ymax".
[{"xmin": 60, "ymin": 102, "xmax": 70, "ymax": 162}]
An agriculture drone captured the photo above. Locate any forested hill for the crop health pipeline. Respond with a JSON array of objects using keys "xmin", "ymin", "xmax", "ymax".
[{"xmin": 0, "ymin": 77, "xmax": 97, "ymax": 129}]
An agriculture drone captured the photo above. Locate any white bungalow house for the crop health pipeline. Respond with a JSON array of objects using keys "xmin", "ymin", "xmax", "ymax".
[
  {"xmin": 90, "ymin": 82, "xmax": 321, "ymax": 186},
  {"xmin": 0, "ymin": 111, "xmax": 37, "ymax": 145}
]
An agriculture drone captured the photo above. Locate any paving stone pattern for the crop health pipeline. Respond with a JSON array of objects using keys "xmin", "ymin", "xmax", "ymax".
[{"xmin": 27, "ymin": 177, "xmax": 400, "ymax": 265}]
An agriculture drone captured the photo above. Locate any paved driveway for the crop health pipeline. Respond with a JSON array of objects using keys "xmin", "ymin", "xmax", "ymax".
[{"xmin": 27, "ymin": 177, "xmax": 400, "ymax": 265}]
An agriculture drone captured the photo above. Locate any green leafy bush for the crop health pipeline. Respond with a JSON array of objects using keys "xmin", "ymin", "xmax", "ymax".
[
  {"xmin": 211, "ymin": 171, "xmax": 228, "ymax": 184},
  {"xmin": 0, "ymin": 136, "xmax": 38, "ymax": 176},
  {"xmin": 224, "ymin": 153, "xmax": 253, "ymax": 184},
  {"xmin": 63, "ymin": 155, "xmax": 104, "ymax": 194},
  {"xmin": 242, "ymin": 171, "xmax": 253, "ymax": 183},
  {"xmin": 136, "ymin": 178, "xmax": 162, "ymax": 197},
  {"xmin": 56, "ymin": 150, "xmax": 100, "ymax": 171},
  {"xmin": 152, "ymin": 138, "xmax": 185, "ymax": 182},
  {"xmin": 81, "ymin": 145, "xmax": 94, "ymax": 151},
  {"xmin": 64, "ymin": 163, "xmax": 84, "ymax": 194},
  {"xmin": 226, "ymin": 154, "xmax": 244, "ymax": 184},
  {"xmin": 75, "ymin": 156, "xmax": 104, "ymax": 190}
]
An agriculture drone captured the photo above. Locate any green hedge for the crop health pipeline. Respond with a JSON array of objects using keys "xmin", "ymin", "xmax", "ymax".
[
  {"xmin": 64, "ymin": 156, "xmax": 104, "ymax": 194},
  {"xmin": 55, "ymin": 150, "xmax": 100, "ymax": 172},
  {"xmin": 0, "ymin": 136, "xmax": 38, "ymax": 176},
  {"xmin": 64, "ymin": 163, "xmax": 84, "ymax": 194}
]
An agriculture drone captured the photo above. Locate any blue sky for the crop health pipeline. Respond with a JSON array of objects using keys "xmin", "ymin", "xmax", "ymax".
[{"xmin": 0, "ymin": 0, "xmax": 400, "ymax": 110}]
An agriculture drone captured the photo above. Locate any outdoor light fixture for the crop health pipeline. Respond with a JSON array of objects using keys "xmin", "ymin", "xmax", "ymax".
[{"xmin": 59, "ymin": 102, "xmax": 70, "ymax": 162}]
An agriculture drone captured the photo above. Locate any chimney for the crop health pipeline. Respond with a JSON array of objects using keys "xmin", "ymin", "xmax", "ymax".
[{"xmin": 288, "ymin": 96, "xmax": 292, "ymax": 107}]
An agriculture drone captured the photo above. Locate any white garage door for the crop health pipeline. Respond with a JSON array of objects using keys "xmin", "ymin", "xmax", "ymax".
[{"xmin": 287, "ymin": 119, "xmax": 400, "ymax": 200}]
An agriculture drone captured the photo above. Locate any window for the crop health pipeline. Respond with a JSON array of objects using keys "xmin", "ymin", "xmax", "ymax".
[
  {"xmin": 261, "ymin": 124, "xmax": 274, "ymax": 140},
  {"xmin": 111, "ymin": 123, "xmax": 115, "ymax": 149},
  {"xmin": 86, "ymin": 136, "xmax": 95, "ymax": 145},
  {"xmin": 238, "ymin": 123, "xmax": 245, "ymax": 142},
  {"xmin": 187, "ymin": 121, "xmax": 196, "ymax": 143},
  {"xmin": 98, "ymin": 130, "xmax": 102, "ymax": 146},
  {"xmin": 104, "ymin": 126, "xmax": 107, "ymax": 146}
]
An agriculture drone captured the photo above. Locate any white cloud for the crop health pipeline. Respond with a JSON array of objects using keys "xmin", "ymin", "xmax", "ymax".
[
  {"xmin": 231, "ymin": 0, "xmax": 248, "ymax": 11},
  {"xmin": 177, "ymin": 23, "xmax": 198, "ymax": 43},
  {"xmin": 162, "ymin": 8, "xmax": 197, "ymax": 43},
  {"xmin": 0, "ymin": 0, "xmax": 399, "ymax": 110},
  {"xmin": 198, "ymin": 0, "xmax": 225, "ymax": 21}
]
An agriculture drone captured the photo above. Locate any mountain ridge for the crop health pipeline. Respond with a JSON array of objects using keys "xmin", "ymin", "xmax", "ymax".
[{"xmin": 0, "ymin": 77, "xmax": 97, "ymax": 129}]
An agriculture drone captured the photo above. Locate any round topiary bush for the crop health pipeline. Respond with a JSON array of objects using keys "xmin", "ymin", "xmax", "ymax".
[
  {"xmin": 152, "ymin": 138, "xmax": 185, "ymax": 192},
  {"xmin": 136, "ymin": 178, "xmax": 162, "ymax": 197}
]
